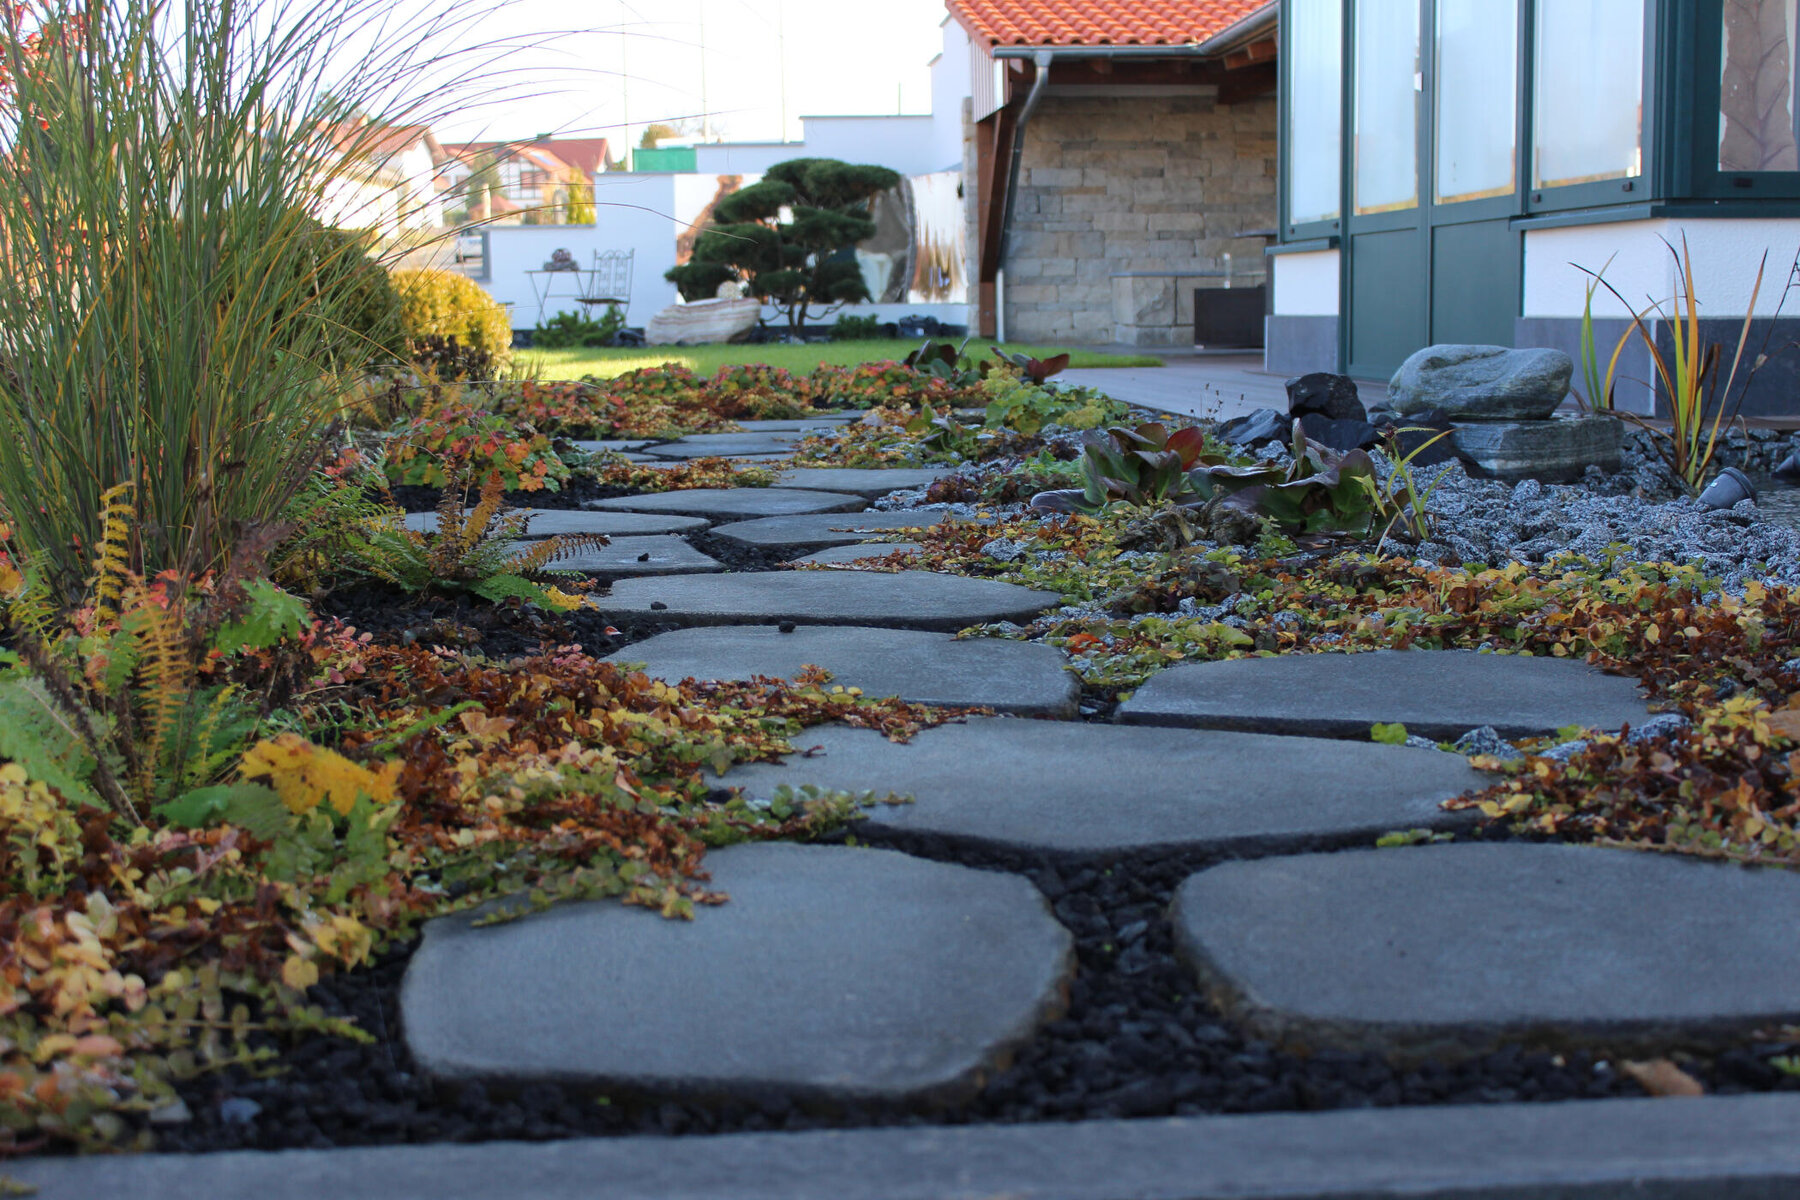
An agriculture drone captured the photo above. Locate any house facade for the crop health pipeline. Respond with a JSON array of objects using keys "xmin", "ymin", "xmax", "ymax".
[
  {"xmin": 1270, "ymin": 0, "xmax": 1800, "ymax": 416},
  {"xmin": 945, "ymin": 0, "xmax": 1279, "ymax": 346},
  {"xmin": 316, "ymin": 122, "xmax": 445, "ymax": 237},
  {"xmin": 437, "ymin": 138, "xmax": 616, "ymax": 226}
]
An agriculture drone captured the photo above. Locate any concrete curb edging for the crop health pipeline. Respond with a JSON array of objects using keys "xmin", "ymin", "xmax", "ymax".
[{"xmin": 16, "ymin": 1093, "xmax": 1800, "ymax": 1199}]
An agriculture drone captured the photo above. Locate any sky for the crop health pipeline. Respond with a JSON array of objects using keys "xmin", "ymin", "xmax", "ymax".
[{"xmin": 414, "ymin": 0, "xmax": 950, "ymax": 148}]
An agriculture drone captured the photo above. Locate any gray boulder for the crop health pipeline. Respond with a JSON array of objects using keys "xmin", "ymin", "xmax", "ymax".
[
  {"xmin": 1389, "ymin": 345, "xmax": 1573, "ymax": 420},
  {"xmin": 1287, "ymin": 373, "xmax": 1366, "ymax": 422},
  {"xmin": 1451, "ymin": 415, "xmax": 1622, "ymax": 484}
]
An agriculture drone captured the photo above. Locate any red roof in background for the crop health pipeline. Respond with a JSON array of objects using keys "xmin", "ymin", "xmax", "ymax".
[{"xmin": 946, "ymin": 0, "xmax": 1272, "ymax": 48}]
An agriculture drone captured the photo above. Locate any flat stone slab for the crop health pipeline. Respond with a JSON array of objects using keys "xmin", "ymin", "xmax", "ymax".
[
  {"xmin": 400, "ymin": 843, "xmax": 1072, "ymax": 1102},
  {"xmin": 22, "ymin": 1093, "xmax": 1800, "ymax": 1200},
  {"xmin": 788, "ymin": 542, "xmax": 924, "ymax": 565},
  {"xmin": 732, "ymin": 414, "xmax": 858, "ymax": 431},
  {"xmin": 1117, "ymin": 649, "xmax": 1652, "ymax": 741},
  {"xmin": 586, "ymin": 488, "xmax": 867, "ymax": 522},
  {"xmin": 643, "ymin": 434, "xmax": 800, "ymax": 460},
  {"xmin": 774, "ymin": 467, "xmax": 955, "ymax": 498},
  {"xmin": 590, "ymin": 571, "xmax": 1061, "ymax": 631},
  {"xmin": 711, "ymin": 510, "xmax": 985, "ymax": 551},
  {"xmin": 716, "ymin": 718, "xmax": 1485, "ymax": 855},
  {"xmin": 1173, "ymin": 842, "xmax": 1800, "ymax": 1057},
  {"xmin": 567, "ymin": 439, "xmax": 653, "ymax": 454},
  {"xmin": 607, "ymin": 627, "xmax": 1079, "ymax": 716},
  {"xmin": 405, "ymin": 509, "xmax": 708, "ymax": 538},
  {"xmin": 536, "ymin": 535, "xmax": 721, "ymax": 577}
]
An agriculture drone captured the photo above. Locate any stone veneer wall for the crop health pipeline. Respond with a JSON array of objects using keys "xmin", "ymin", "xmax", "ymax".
[{"xmin": 998, "ymin": 92, "xmax": 1276, "ymax": 345}]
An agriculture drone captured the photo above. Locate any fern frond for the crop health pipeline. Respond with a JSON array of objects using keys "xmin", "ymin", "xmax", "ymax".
[
  {"xmin": 503, "ymin": 532, "xmax": 609, "ymax": 577},
  {"xmin": 130, "ymin": 597, "xmax": 195, "ymax": 800},
  {"xmin": 89, "ymin": 482, "xmax": 137, "ymax": 627}
]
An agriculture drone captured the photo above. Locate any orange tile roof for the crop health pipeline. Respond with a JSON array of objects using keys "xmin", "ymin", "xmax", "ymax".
[{"xmin": 946, "ymin": 0, "xmax": 1273, "ymax": 49}]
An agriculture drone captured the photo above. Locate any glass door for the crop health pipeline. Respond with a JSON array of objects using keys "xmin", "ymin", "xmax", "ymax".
[{"xmin": 1344, "ymin": 0, "xmax": 1427, "ymax": 375}]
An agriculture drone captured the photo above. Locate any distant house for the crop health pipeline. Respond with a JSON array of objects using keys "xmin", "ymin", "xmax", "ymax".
[
  {"xmin": 1269, "ymin": 0, "xmax": 1800, "ymax": 417},
  {"xmin": 437, "ymin": 138, "xmax": 617, "ymax": 226},
  {"xmin": 316, "ymin": 122, "xmax": 445, "ymax": 237},
  {"xmin": 945, "ymin": 0, "xmax": 1279, "ymax": 345}
]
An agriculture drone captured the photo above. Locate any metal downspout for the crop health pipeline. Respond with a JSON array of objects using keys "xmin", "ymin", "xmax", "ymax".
[{"xmin": 995, "ymin": 49, "xmax": 1054, "ymax": 272}]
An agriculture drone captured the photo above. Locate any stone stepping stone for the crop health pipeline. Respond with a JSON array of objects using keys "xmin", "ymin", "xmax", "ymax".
[
  {"xmin": 404, "ymin": 509, "xmax": 708, "ymax": 539},
  {"xmin": 642, "ymin": 433, "xmax": 800, "ymax": 460},
  {"xmin": 1117, "ymin": 649, "xmax": 1652, "ymax": 741},
  {"xmin": 567, "ymin": 439, "xmax": 653, "ymax": 454},
  {"xmin": 711, "ymin": 510, "xmax": 986, "ymax": 552},
  {"xmin": 607, "ymin": 626, "xmax": 1079, "ymax": 716},
  {"xmin": 590, "ymin": 571, "xmax": 1061, "ymax": 631},
  {"xmin": 1172, "ymin": 842, "xmax": 1800, "ymax": 1057},
  {"xmin": 788, "ymin": 542, "xmax": 924, "ymax": 566},
  {"xmin": 536, "ymin": 535, "xmax": 721, "ymax": 578},
  {"xmin": 715, "ymin": 718, "xmax": 1484, "ymax": 855},
  {"xmin": 732, "ymin": 414, "xmax": 859, "ymax": 431},
  {"xmin": 586, "ymin": 488, "xmax": 866, "ymax": 522},
  {"xmin": 400, "ymin": 842, "xmax": 1073, "ymax": 1102},
  {"xmin": 774, "ymin": 467, "xmax": 955, "ymax": 498}
]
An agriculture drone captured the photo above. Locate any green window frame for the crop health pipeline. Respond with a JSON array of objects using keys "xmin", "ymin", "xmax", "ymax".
[
  {"xmin": 1280, "ymin": 0, "xmax": 1347, "ymax": 240},
  {"xmin": 1668, "ymin": 0, "xmax": 1800, "ymax": 199}
]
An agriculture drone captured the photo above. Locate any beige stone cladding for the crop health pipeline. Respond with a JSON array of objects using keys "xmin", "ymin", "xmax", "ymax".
[{"xmin": 997, "ymin": 92, "xmax": 1275, "ymax": 345}]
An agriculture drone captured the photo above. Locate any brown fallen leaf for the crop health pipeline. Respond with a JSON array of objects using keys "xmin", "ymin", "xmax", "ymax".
[
  {"xmin": 1767, "ymin": 708, "xmax": 1800, "ymax": 741},
  {"xmin": 1621, "ymin": 1058, "xmax": 1705, "ymax": 1097}
]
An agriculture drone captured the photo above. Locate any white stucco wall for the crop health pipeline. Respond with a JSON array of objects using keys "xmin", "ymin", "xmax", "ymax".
[
  {"xmin": 1523, "ymin": 218, "xmax": 1800, "ymax": 319},
  {"xmin": 928, "ymin": 16, "xmax": 973, "ymax": 173},
  {"xmin": 1271, "ymin": 249, "xmax": 1340, "ymax": 315},
  {"xmin": 482, "ymin": 173, "xmax": 681, "ymax": 327}
]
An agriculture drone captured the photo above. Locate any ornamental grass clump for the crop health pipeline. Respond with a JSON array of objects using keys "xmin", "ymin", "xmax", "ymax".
[{"xmin": 0, "ymin": 0, "xmax": 488, "ymax": 605}]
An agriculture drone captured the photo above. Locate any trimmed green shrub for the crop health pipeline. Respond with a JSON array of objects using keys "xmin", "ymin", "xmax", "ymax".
[{"xmin": 393, "ymin": 268, "xmax": 512, "ymax": 361}]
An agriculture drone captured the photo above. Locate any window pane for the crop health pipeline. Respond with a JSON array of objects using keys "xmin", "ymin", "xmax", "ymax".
[
  {"xmin": 1720, "ymin": 0, "xmax": 1800, "ymax": 170},
  {"xmin": 1288, "ymin": 0, "xmax": 1343, "ymax": 225},
  {"xmin": 1435, "ymin": 0, "xmax": 1518, "ymax": 202},
  {"xmin": 1354, "ymin": 0, "xmax": 1420, "ymax": 214},
  {"xmin": 1532, "ymin": 0, "xmax": 1644, "ymax": 189}
]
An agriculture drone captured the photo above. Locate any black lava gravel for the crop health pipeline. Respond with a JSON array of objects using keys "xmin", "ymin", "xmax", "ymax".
[
  {"xmin": 385, "ymin": 478, "xmax": 642, "ymax": 513},
  {"xmin": 143, "ymin": 829, "xmax": 1800, "ymax": 1153}
]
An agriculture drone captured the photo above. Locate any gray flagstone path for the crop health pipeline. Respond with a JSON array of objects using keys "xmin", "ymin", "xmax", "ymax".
[
  {"xmin": 1118, "ymin": 649, "xmax": 1654, "ymax": 740},
  {"xmin": 585, "ymin": 487, "xmax": 866, "ymax": 521},
  {"xmin": 773, "ymin": 467, "xmax": 956, "ymax": 497},
  {"xmin": 1173, "ymin": 842, "xmax": 1800, "ymax": 1057},
  {"xmin": 713, "ymin": 718, "xmax": 1485, "ymax": 855},
  {"xmin": 710, "ymin": 510, "xmax": 987, "ymax": 551},
  {"xmin": 607, "ymin": 626, "xmax": 1080, "ymax": 716},
  {"xmin": 405, "ymin": 508, "xmax": 709, "ymax": 538},
  {"xmin": 400, "ymin": 844, "xmax": 1072, "ymax": 1103},
  {"xmin": 590, "ymin": 571, "xmax": 1063, "ymax": 630},
  {"xmin": 787, "ymin": 541, "xmax": 926, "ymax": 565},
  {"xmin": 531, "ymin": 535, "xmax": 722, "ymax": 577}
]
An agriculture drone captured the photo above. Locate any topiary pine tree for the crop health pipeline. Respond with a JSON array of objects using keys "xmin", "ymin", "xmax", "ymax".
[{"xmin": 666, "ymin": 157, "xmax": 900, "ymax": 332}]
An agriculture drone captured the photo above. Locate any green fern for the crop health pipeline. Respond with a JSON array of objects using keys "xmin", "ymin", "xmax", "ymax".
[{"xmin": 0, "ymin": 678, "xmax": 107, "ymax": 810}]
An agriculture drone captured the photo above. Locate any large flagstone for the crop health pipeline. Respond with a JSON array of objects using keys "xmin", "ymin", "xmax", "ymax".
[
  {"xmin": 590, "ymin": 571, "xmax": 1061, "ymax": 631},
  {"xmin": 773, "ymin": 467, "xmax": 956, "ymax": 498},
  {"xmin": 400, "ymin": 843, "xmax": 1073, "ymax": 1102},
  {"xmin": 714, "ymin": 718, "xmax": 1486, "ymax": 855},
  {"xmin": 607, "ymin": 626, "xmax": 1079, "ymax": 716},
  {"xmin": 710, "ymin": 510, "xmax": 985, "ymax": 552},
  {"xmin": 537, "ymin": 536, "xmax": 721, "ymax": 577},
  {"xmin": 1172, "ymin": 843, "xmax": 1800, "ymax": 1056},
  {"xmin": 405, "ymin": 509, "xmax": 709, "ymax": 538},
  {"xmin": 585, "ymin": 488, "xmax": 866, "ymax": 522},
  {"xmin": 1118, "ymin": 649, "xmax": 1653, "ymax": 741}
]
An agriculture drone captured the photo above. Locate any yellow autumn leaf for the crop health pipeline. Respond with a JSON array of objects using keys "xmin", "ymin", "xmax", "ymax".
[
  {"xmin": 239, "ymin": 733, "xmax": 402, "ymax": 816},
  {"xmin": 1644, "ymin": 624, "xmax": 1660, "ymax": 644},
  {"xmin": 281, "ymin": 954, "xmax": 319, "ymax": 990}
]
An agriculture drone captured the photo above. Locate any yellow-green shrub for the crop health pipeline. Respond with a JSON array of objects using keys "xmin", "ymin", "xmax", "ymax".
[{"xmin": 391, "ymin": 268, "xmax": 512, "ymax": 361}]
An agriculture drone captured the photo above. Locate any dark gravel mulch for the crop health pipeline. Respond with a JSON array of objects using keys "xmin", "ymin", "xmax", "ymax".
[
  {"xmin": 385, "ymin": 478, "xmax": 642, "ymax": 513},
  {"xmin": 317, "ymin": 583, "xmax": 626, "ymax": 660},
  {"xmin": 143, "ymin": 828, "xmax": 1800, "ymax": 1153}
]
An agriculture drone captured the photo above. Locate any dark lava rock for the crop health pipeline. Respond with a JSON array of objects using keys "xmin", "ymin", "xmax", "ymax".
[
  {"xmin": 1298, "ymin": 413, "xmax": 1377, "ymax": 454},
  {"xmin": 1286, "ymin": 372, "xmax": 1366, "ymax": 422},
  {"xmin": 1217, "ymin": 408, "xmax": 1288, "ymax": 448}
]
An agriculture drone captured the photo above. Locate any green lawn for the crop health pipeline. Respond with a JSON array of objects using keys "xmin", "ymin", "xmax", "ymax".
[{"xmin": 517, "ymin": 339, "xmax": 1164, "ymax": 381}]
